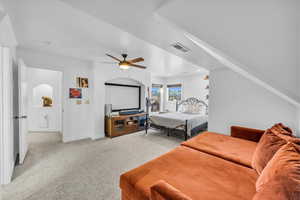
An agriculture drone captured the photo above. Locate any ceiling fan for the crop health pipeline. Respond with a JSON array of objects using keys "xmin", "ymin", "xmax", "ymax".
[{"xmin": 105, "ymin": 53, "xmax": 146, "ymax": 70}]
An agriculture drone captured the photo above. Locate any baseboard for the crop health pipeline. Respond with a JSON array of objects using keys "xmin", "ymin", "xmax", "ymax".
[
  {"xmin": 63, "ymin": 136, "xmax": 91, "ymax": 143},
  {"xmin": 29, "ymin": 130, "xmax": 61, "ymax": 133},
  {"xmin": 91, "ymin": 135, "xmax": 105, "ymax": 140}
]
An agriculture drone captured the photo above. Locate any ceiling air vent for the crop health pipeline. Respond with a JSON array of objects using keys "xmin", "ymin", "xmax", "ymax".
[{"xmin": 171, "ymin": 42, "xmax": 190, "ymax": 53}]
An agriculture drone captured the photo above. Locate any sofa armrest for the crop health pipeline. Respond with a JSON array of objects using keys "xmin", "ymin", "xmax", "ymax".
[
  {"xmin": 150, "ymin": 180, "xmax": 192, "ymax": 200},
  {"xmin": 231, "ymin": 126, "xmax": 265, "ymax": 142}
]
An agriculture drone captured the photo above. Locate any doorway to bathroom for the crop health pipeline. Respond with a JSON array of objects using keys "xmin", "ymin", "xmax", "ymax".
[{"xmin": 27, "ymin": 68, "xmax": 63, "ymax": 142}]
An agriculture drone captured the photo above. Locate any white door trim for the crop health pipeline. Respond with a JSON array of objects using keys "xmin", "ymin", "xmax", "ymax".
[
  {"xmin": 0, "ymin": 47, "xmax": 14, "ymax": 184},
  {"xmin": 0, "ymin": 46, "xmax": 5, "ymax": 184}
]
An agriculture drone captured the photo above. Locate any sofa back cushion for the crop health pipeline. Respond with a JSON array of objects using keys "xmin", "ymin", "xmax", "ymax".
[
  {"xmin": 231, "ymin": 126, "xmax": 265, "ymax": 142},
  {"xmin": 251, "ymin": 123, "xmax": 293, "ymax": 174},
  {"xmin": 253, "ymin": 142, "xmax": 300, "ymax": 200},
  {"xmin": 274, "ymin": 123, "xmax": 293, "ymax": 134},
  {"xmin": 253, "ymin": 178, "xmax": 292, "ymax": 200},
  {"xmin": 251, "ymin": 131, "xmax": 286, "ymax": 174}
]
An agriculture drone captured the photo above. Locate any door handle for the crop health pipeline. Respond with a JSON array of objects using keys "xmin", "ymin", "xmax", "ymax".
[{"xmin": 14, "ymin": 116, "xmax": 28, "ymax": 119}]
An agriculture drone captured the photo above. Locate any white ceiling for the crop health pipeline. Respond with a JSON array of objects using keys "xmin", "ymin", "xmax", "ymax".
[
  {"xmin": 2, "ymin": 0, "xmax": 299, "ymax": 105},
  {"xmin": 2, "ymin": 0, "xmax": 221, "ymax": 77},
  {"xmin": 51, "ymin": 0, "xmax": 300, "ymax": 104}
]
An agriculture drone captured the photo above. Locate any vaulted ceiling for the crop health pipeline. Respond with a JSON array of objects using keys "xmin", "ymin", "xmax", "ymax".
[
  {"xmin": 2, "ymin": 0, "xmax": 219, "ymax": 77},
  {"xmin": 157, "ymin": 0, "xmax": 299, "ymax": 96},
  {"xmin": 2, "ymin": 0, "xmax": 300, "ymax": 105},
  {"xmin": 57, "ymin": 0, "xmax": 300, "ymax": 104}
]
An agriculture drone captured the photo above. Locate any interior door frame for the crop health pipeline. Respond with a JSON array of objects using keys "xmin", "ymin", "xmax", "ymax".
[
  {"xmin": 27, "ymin": 66, "xmax": 64, "ymax": 137},
  {"xmin": 0, "ymin": 47, "xmax": 14, "ymax": 184},
  {"xmin": 0, "ymin": 46, "xmax": 5, "ymax": 184},
  {"xmin": 27, "ymin": 67, "xmax": 64, "ymax": 133}
]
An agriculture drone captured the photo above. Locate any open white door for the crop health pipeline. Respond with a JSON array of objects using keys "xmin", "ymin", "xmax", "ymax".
[{"xmin": 18, "ymin": 59, "xmax": 28, "ymax": 164}]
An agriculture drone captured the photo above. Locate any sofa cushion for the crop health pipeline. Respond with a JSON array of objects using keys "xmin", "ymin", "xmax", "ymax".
[
  {"xmin": 251, "ymin": 125, "xmax": 292, "ymax": 174},
  {"xmin": 150, "ymin": 180, "xmax": 193, "ymax": 200},
  {"xmin": 271, "ymin": 123, "xmax": 293, "ymax": 135},
  {"xmin": 253, "ymin": 178, "xmax": 291, "ymax": 200},
  {"xmin": 120, "ymin": 146, "xmax": 258, "ymax": 200},
  {"xmin": 256, "ymin": 142, "xmax": 300, "ymax": 193},
  {"xmin": 270, "ymin": 124, "xmax": 300, "ymax": 143},
  {"xmin": 181, "ymin": 132, "xmax": 257, "ymax": 167}
]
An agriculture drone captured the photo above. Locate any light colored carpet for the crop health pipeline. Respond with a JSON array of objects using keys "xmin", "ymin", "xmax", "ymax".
[{"xmin": 2, "ymin": 130, "xmax": 181, "ymax": 200}]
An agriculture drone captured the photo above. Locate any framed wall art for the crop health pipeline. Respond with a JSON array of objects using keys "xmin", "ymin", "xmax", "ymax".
[
  {"xmin": 69, "ymin": 88, "xmax": 82, "ymax": 99},
  {"xmin": 76, "ymin": 77, "xmax": 89, "ymax": 88}
]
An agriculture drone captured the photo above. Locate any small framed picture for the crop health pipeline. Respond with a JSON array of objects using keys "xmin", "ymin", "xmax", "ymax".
[
  {"xmin": 203, "ymin": 75, "xmax": 209, "ymax": 80},
  {"xmin": 69, "ymin": 88, "xmax": 82, "ymax": 99},
  {"xmin": 76, "ymin": 77, "xmax": 89, "ymax": 88}
]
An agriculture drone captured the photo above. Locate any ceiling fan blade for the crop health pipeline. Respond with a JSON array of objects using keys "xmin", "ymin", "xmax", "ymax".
[
  {"xmin": 127, "ymin": 57, "xmax": 144, "ymax": 64},
  {"xmin": 106, "ymin": 53, "xmax": 121, "ymax": 62},
  {"xmin": 129, "ymin": 63, "xmax": 147, "ymax": 69},
  {"xmin": 101, "ymin": 61, "xmax": 118, "ymax": 64}
]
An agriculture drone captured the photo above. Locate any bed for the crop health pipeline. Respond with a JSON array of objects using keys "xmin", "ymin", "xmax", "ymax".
[{"xmin": 145, "ymin": 97, "xmax": 208, "ymax": 140}]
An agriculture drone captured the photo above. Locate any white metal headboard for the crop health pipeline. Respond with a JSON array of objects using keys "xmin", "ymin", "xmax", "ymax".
[{"xmin": 176, "ymin": 97, "xmax": 208, "ymax": 115}]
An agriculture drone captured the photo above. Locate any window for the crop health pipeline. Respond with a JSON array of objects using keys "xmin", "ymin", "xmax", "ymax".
[
  {"xmin": 167, "ymin": 84, "xmax": 182, "ymax": 101},
  {"xmin": 151, "ymin": 84, "xmax": 163, "ymax": 112}
]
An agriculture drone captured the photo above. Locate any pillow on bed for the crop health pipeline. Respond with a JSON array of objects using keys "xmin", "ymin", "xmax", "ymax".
[{"xmin": 181, "ymin": 104, "xmax": 203, "ymax": 114}]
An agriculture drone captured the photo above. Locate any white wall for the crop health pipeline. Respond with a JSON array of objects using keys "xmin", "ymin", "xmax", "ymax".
[
  {"xmin": 163, "ymin": 73, "xmax": 209, "ymax": 111},
  {"xmin": 27, "ymin": 68, "xmax": 62, "ymax": 132},
  {"xmin": 17, "ymin": 48, "xmax": 94, "ymax": 142},
  {"xmin": 208, "ymin": 68, "xmax": 299, "ymax": 136},
  {"xmin": 93, "ymin": 62, "xmax": 151, "ymax": 139},
  {"xmin": 17, "ymin": 49, "xmax": 152, "ymax": 141}
]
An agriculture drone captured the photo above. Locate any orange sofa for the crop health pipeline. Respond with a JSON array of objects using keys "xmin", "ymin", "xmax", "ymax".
[{"xmin": 120, "ymin": 126, "xmax": 265, "ymax": 200}]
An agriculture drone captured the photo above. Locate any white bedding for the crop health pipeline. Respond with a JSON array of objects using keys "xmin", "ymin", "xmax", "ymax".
[{"xmin": 150, "ymin": 112, "xmax": 208, "ymax": 136}]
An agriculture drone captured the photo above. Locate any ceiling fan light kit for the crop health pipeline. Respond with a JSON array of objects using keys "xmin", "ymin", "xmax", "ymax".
[
  {"xmin": 119, "ymin": 63, "xmax": 130, "ymax": 70},
  {"xmin": 105, "ymin": 53, "xmax": 146, "ymax": 70}
]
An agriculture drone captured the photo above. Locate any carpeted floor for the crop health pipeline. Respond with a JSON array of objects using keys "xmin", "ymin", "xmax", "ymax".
[{"xmin": 2, "ymin": 130, "xmax": 181, "ymax": 200}]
